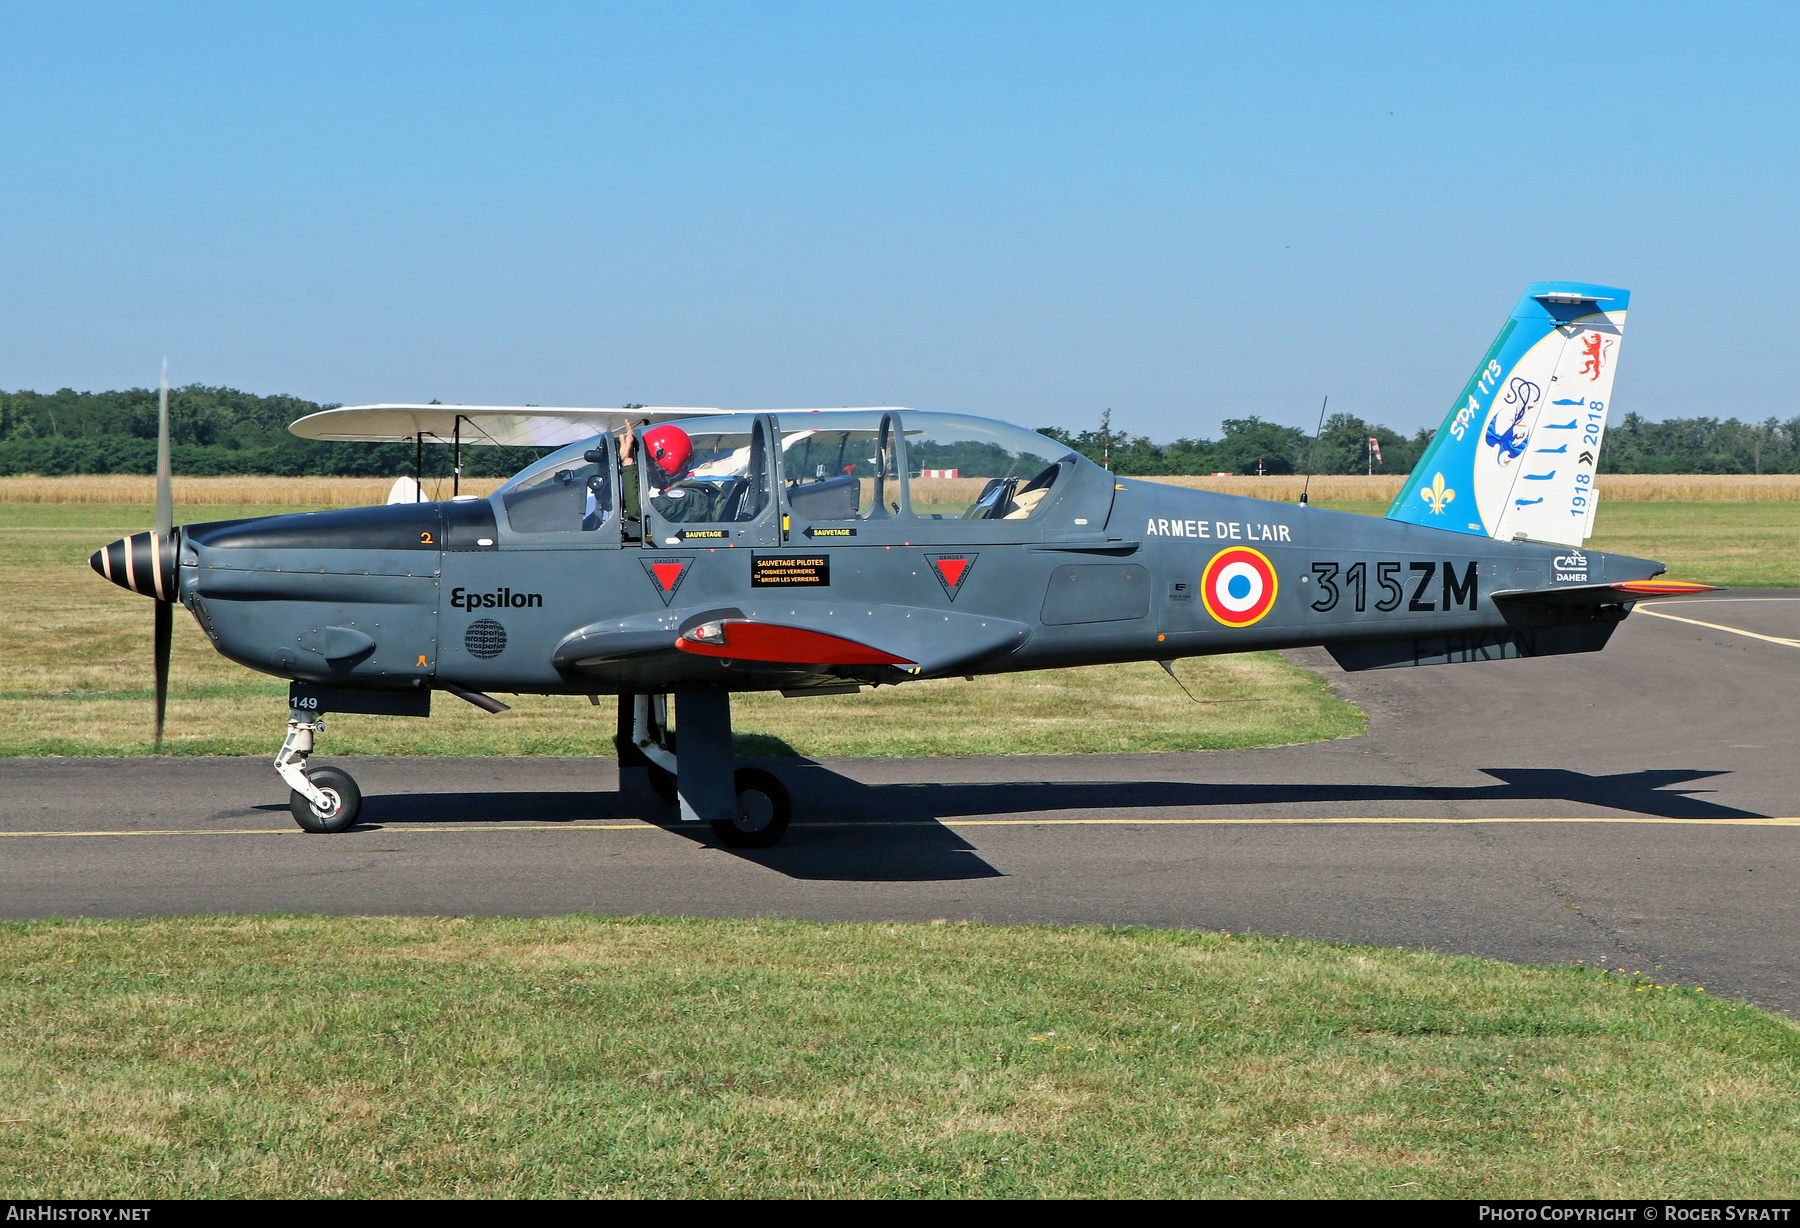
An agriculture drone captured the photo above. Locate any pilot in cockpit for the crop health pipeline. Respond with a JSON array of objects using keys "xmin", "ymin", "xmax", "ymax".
[{"xmin": 643, "ymin": 424, "xmax": 725, "ymax": 523}]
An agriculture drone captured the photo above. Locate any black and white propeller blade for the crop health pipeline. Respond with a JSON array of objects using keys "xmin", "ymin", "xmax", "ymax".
[{"xmin": 153, "ymin": 360, "xmax": 173, "ymax": 750}]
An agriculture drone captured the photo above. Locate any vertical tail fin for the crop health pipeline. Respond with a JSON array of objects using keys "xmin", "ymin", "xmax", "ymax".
[{"xmin": 1386, "ymin": 282, "xmax": 1628, "ymax": 547}]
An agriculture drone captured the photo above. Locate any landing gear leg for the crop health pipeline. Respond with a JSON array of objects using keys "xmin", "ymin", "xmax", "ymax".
[
  {"xmin": 628, "ymin": 690, "xmax": 791, "ymax": 847},
  {"xmin": 276, "ymin": 712, "xmax": 361, "ymax": 833},
  {"xmin": 672, "ymin": 688, "xmax": 735, "ymax": 827},
  {"xmin": 615, "ymin": 694, "xmax": 655, "ymax": 803},
  {"xmin": 630, "ymin": 694, "xmax": 679, "ymax": 806}
]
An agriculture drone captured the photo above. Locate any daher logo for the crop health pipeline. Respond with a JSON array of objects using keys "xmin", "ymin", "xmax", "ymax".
[
  {"xmin": 1553, "ymin": 551, "xmax": 1589, "ymax": 583},
  {"xmin": 451, "ymin": 586, "xmax": 543, "ymax": 610}
]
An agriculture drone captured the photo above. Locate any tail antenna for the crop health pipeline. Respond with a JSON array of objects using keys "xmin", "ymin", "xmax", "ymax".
[{"xmin": 1299, "ymin": 395, "xmax": 1327, "ymax": 506}]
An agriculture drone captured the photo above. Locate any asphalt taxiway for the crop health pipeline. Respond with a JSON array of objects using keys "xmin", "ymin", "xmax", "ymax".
[{"xmin": 4, "ymin": 593, "xmax": 1796, "ymax": 1012}]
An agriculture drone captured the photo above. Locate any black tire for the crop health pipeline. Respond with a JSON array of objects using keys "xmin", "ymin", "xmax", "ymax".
[
  {"xmin": 289, "ymin": 765, "xmax": 362, "ymax": 833},
  {"xmin": 645, "ymin": 761, "xmax": 678, "ymax": 805},
  {"xmin": 712, "ymin": 768, "xmax": 791, "ymax": 848}
]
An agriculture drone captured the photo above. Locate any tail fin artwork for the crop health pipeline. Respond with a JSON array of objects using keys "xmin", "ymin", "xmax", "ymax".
[{"xmin": 1386, "ymin": 282, "xmax": 1628, "ymax": 548}]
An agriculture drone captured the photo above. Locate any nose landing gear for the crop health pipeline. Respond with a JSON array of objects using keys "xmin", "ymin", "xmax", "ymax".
[{"xmin": 275, "ymin": 713, "xmax": 362, "ymax": 833}]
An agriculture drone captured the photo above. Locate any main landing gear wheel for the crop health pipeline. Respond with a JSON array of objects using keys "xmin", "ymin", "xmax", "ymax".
[
  {"xmin": 289, "ymin": 765, "xmax": 362, "ymax": 833},
  {"xmin": 712, "ymin": 768, "xmax": 791, "ymax": 849}
]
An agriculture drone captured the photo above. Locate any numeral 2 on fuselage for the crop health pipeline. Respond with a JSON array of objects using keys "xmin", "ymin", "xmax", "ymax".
[{"xmin": 1309, "ymin": 561, "xmax": 1477, "ymax": 614}]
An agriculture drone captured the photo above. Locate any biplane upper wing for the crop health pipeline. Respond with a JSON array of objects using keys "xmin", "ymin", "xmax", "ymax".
[{"xmin": 288, "ymin": 404, "xmax": 728, "ymax": 448}]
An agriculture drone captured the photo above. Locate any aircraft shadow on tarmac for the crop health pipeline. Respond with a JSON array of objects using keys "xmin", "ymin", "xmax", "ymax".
[{"xmin": 324, "ymin": 762, "xmax": 1761, "ymax": 884}]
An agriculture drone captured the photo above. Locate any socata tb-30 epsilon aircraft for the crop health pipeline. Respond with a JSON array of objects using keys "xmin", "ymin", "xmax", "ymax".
[{"xmin": 92, "ymin": 281, "xmax": 1712, "ymax": 847}]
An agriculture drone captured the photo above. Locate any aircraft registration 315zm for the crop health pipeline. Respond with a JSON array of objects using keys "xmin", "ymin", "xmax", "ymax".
[{"xmin": 92, "ymin": 282, "xmax": 1714, "ymax": 847}]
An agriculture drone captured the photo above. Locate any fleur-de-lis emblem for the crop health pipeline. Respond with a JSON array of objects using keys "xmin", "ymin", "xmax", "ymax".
[{"xmin": 1422, "ymin": 472, "xmax": 1455, "ymax": 514}]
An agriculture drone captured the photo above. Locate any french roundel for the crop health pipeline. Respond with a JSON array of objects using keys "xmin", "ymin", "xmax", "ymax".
[{"xmin": 1200, "ymin": 546, "xmax": 1278, "ymax": 628}]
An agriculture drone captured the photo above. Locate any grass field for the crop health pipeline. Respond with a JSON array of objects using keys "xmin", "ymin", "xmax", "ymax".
[
  {"xmin": 9, "ymin": 482, "xmax": 1797, "ymax": 1201},
  {"xmin": 0, "ymin": 503, "xmax": 1360, "ymax": 757},
  {"xmin": 1, "ymin": 915, "xmax": 1793, "ymax": 1199}
]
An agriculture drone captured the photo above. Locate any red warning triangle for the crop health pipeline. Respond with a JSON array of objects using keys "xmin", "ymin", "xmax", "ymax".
[
  {"xmin": 924, "ymin": 553, "xmax": 976, "ymax": 601},
  {"xmin": 640, "ymin": 557, "xmax": 693, "ymax": 606}
]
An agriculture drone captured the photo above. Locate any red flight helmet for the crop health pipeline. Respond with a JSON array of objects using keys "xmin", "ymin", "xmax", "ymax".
[{"xmin": 642, "ymin": 424, "xmax": 693, "ymax": 478}]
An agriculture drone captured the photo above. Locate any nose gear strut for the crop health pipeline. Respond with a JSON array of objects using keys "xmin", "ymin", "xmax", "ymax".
[{"xmin": 276, "ymin": 713, "xmax": 363, "ymax": 833}]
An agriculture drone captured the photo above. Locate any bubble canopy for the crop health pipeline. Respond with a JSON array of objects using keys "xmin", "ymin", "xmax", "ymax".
[{"xmin": 496, "ymin": 411, "xmax": 1078, "ymax": 509}]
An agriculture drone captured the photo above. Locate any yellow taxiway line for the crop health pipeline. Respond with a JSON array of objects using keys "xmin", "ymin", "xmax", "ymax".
[
  {"xmin": 1637, "ymin": 606, "xmax": 1800, "ymax": 648},
  {"xmin": 3, "ymin": 815, "xmax": 1798, "ymax": 838},
  {"xmin": 0, "ymin": 823, "xmax": 656, "ymax": 837},
  {"xmin": 936, "ymin": 815, "xmax": 1800, "ymax": 827}
]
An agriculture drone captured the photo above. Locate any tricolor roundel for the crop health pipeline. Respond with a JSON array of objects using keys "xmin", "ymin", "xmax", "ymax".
[{"xmin": 1200, "ymin": 546, "xmax": 1278, "ymax": 628}]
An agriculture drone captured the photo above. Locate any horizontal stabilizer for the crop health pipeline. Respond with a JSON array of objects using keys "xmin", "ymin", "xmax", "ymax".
[{"xmin": 1492, "ymin": 579, "xmax": 1719, "ymax": 608}]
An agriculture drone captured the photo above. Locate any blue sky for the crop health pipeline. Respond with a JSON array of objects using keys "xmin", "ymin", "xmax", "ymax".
[{"xmin": 1, "ymin": 2, "xmax": 1793, "ymax": 440}]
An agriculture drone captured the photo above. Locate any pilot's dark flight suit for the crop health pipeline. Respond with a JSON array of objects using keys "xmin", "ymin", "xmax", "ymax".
[{"xmin": 653, "ymin": 481, "xmax": 722, "ymax": 523}]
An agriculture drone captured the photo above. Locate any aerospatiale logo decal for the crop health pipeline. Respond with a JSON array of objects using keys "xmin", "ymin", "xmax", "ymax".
[
  {"xmin": 640, "ymin": 557, "xmax": 693, "ymax": 606},
  {"xmin": 1200, "ymin": 546, "xmax": 1278, "ymax": 628}
]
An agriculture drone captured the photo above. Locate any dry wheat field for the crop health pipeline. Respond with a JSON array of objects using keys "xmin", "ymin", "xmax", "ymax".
[{"xmin": 1134, "ymin": 473, "xmax": 1800, "ymax": 503}]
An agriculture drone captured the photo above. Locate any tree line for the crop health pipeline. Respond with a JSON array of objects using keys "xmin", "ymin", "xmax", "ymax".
[
  {"xmin": 0, "ymin": 386, "xmax": 541, "ymax": 478},
  {"xmin": 1044, "ymin": 409, "xmax": 1800, "ymax": 476},
  {"xmin": 2, "ymin": 385, "xmax": 1797, "ymax": 477}
]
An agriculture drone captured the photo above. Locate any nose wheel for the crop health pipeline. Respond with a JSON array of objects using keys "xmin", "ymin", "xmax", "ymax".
[
  {"xmin": 274, "ymin": 712, "xmax": 362, "ymax": 833},
  {"xmin": 289, "ymin": 765, "xmax": 362, "ymax": 833}
]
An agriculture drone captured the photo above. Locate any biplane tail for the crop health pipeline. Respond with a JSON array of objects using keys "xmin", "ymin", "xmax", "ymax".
[{"xmin": 1386, "ymin": 281, "xmax": 1629, "ymax": 548}]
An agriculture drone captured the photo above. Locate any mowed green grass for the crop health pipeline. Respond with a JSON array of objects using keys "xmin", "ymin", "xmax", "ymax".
[
  {"xmin": 1317, "ymin": 500, "xmax": 1800, "ymax": 588},
  {"xmin": 1, "ymin": 503, "xmax": 1359, "ymax": 758},
  {"xmin": 2, "ymin": 916, "xmax": 1794, "ymax": 1199}
]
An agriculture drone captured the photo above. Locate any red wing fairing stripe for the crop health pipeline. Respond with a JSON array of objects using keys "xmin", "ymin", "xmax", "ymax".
[{"xmin": 675, "ymin": 621, "xmax": 914, "ymax": 666}]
